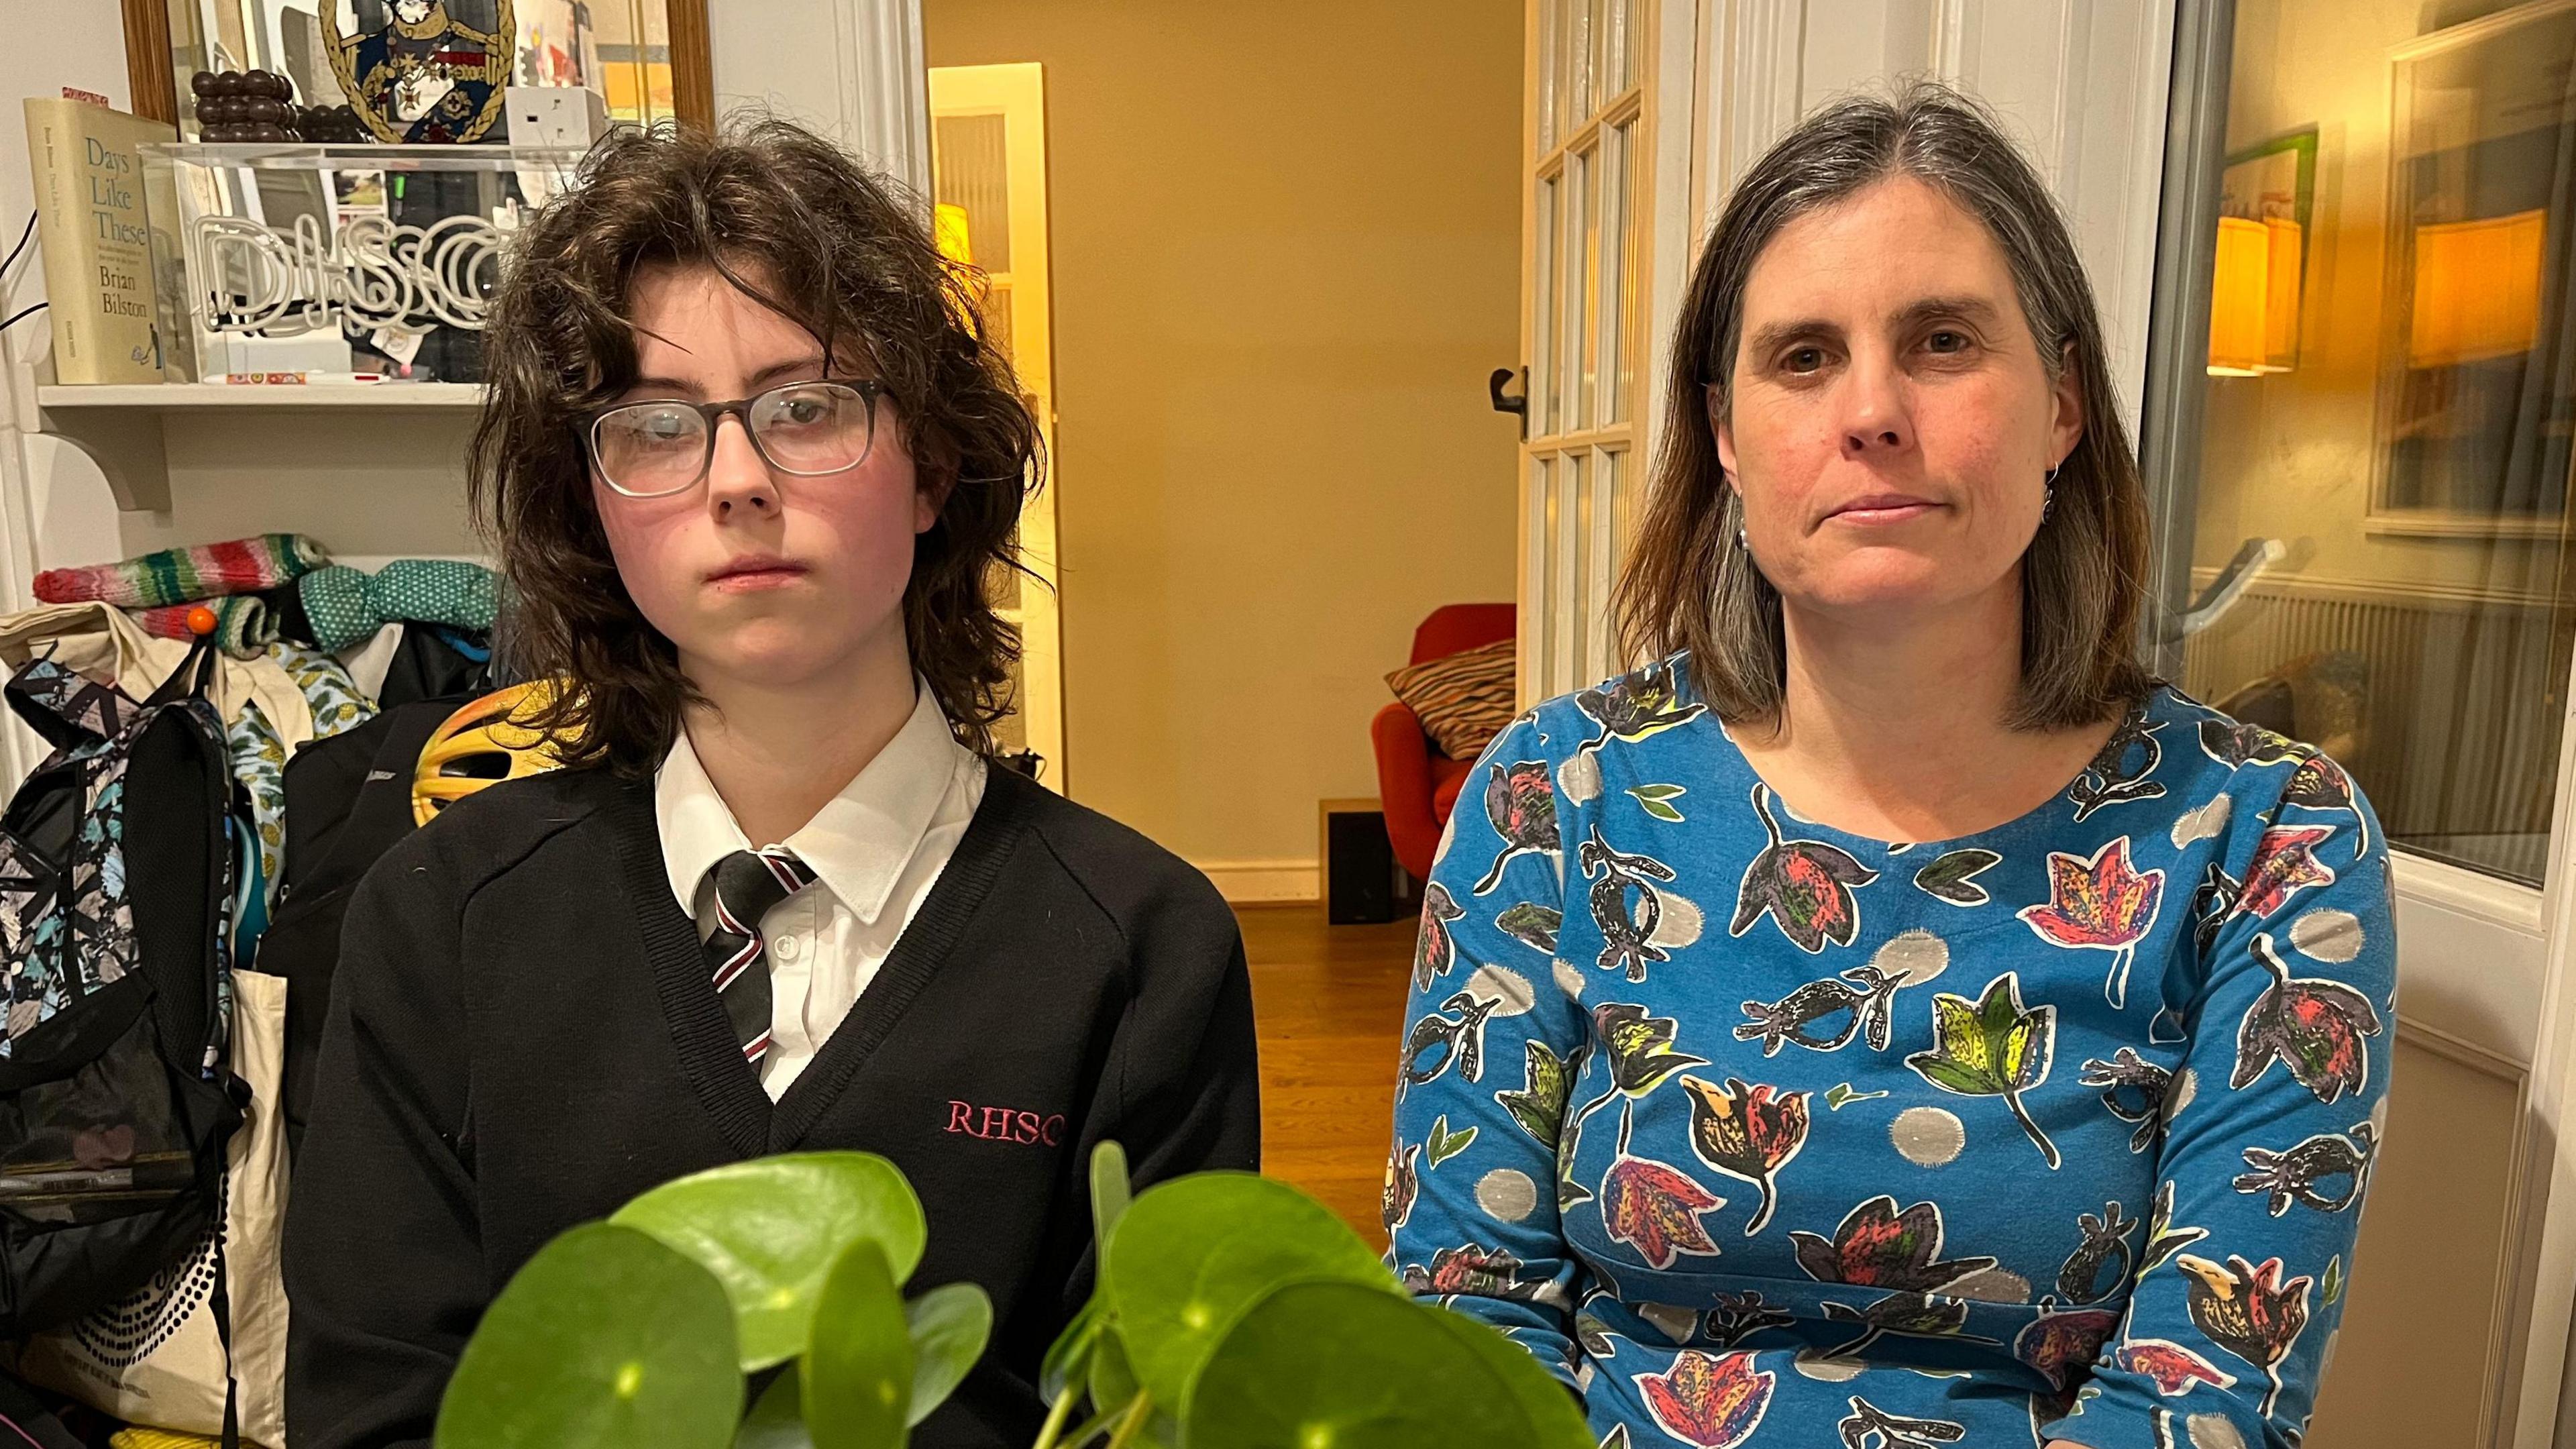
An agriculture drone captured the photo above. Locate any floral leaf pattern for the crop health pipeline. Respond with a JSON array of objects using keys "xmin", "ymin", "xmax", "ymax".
[
  {"xmin": 1731, "ymin": 784, "xmax": 1878, "ymax": 952},
  {"xmin": 1385, "ymin": 677, "xmax": 2393, "ymax": 1446},
  {"xmin": 2013, "ymin": 1303, "xmax": 2123, "ymax": 1391},
  {"xmin": 1903, "ymin": 973, "xmax": 2061, "ymax": 1168},
  {"xmin": 2235, "ymin": 826, "xmax": 2337, "ymax": 920},
  {"xmin": 1576, "ymin": 659, "xmax": 1709, "ymax": 752},
  {"xmin": 1789, "ymin": 1195, "xmax": 1996, "ymax": 1293},
  {"xmin": 1633, "ymin": 1350, "xmax": 1774, "ymax": 1449},
  {"xmin": 1494, "ymin": 1038, "xmax": 1570, "ymax": 1144},
  {"xmin": 2232, "ymin": 932, "xmax": 2382, "ymax": 1104},
  {"xmin": 2177, "ymin": 1252, "xmax": 2312, "ymax": 1419},
  {"xmin": 1601, "ymin": 1104, "xmax": 1728, "ymax": 1270},
  {"xmin": 2017, "ymin": 836, "xmax": 2165, "ymax": 1008},
  {"xmin": 1425, "ymin": 1114, "xmax": 1477, "ymax": 1169},
  {"xmin": 1473, "ymin": 759, "xmax": 1560, "ymax": 896},
  {"xmin": 1412, "ymin": 881, "xmax": 1465, "ymax": 992},
  {"xmin": 2282, "ymin": 754, "xmax": 2370, "ymax": 859},
  {"xmin": 1911, "ymin": 847, "xmax": 2000, "ymax": 907},
  {"xmin": 1678, "ymin": 1075, "xmax": 1809, "ymax": 1235},
  {"xmin": 1495, "ymin": 902, "xmax": 1562, "ymax": 953},
  {"xmin": 2113, "ymin": 1337, "xmax": 2238, "ymax": 1395},
  {"xmin": 1595, "ymin": 1002, "xmax": 1709, "ymax": 1097},
  {"xmin": 1629, "ymin": 783, "xmax": 1688, "ymax": 822}
]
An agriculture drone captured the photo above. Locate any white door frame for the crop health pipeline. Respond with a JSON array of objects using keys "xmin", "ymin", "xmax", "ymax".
[{"xmin": 707, "ymin": 0, "xmax": 930, "ymax": 195}]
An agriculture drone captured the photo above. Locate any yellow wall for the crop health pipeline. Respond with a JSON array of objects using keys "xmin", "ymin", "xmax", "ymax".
[{"xmin": 926, "ymin": 1, "xmax": 1525, "ymax": 884}]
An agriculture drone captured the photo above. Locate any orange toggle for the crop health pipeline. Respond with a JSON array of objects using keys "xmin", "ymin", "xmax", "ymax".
[{"xmin": 185, "ymin": 605, "xmax": 219, "ymax": 637}]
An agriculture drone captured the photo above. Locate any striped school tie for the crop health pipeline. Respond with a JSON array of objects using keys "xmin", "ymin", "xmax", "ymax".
[{"xmin": 700, "ymin": 847, "xmax": 816, "ymax": 1066}]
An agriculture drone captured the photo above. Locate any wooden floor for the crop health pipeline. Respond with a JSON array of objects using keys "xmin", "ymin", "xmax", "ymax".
[{"xmin": 1237, "ymin": 902, "xmax": 1415, "ymax": 1249}]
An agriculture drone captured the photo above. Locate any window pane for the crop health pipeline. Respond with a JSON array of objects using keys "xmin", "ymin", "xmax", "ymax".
[
  {"xmin": 1532, "ymin": 173, "xmax": 1558, "ymax": 438},
  {"xmin": 2168, "ymin": 0, "xmax": 2576, "ymax": 886},
  {"xmin": 1557, "ymin": 451, "xmax": 1588, "ymax": 689},
  {"xmin": 1604, "ymin": 119, "xmax": 1635, "ymax": 425},
  {"xmin": 1564, "ymin": 146, "xmax": 1593, "ymax": 433}
]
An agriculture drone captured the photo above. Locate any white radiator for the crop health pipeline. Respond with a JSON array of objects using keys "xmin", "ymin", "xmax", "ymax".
[{"xmin": 2180, "ymin": 580, "xmax": 2561, "ymax": 879}]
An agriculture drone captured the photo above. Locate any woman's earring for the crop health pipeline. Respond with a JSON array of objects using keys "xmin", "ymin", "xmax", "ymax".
[
  {"xmin": 1737, "ymin": 524, "xmax": 1750, "ymax": 550},
  {"xmin": 2041, "ymin": 466, "xmax": 2059, "ymax": 524}
]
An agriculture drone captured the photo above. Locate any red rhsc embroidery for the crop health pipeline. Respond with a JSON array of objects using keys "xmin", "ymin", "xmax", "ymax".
[{"xmin": 946, "ymin": 1100, "xmax": 1067, "ymax": 1146}]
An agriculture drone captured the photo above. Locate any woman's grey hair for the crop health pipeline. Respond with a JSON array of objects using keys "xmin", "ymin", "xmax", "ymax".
[{"xmin": 1613, "ymin": 79, "xmax": 2153, "ymax": 731}]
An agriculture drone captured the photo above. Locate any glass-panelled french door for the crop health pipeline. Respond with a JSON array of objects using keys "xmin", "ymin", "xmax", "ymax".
[
  {"xmin": 2141, "ymin": 2, "xmax": 2576, "ymax": 1442},
  {"xmin": 1519, "ymin": 0, "xmax": 1656, "ymax": 704}
]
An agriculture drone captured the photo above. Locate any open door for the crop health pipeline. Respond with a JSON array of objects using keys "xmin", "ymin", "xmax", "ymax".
[
  {"xmin": 928, "ymin": 62, "xmax": 1067, "ymax": 789},
  {"xmin": 1515, "ymin": 0, "xmax": 1662, "ymax": 705}
]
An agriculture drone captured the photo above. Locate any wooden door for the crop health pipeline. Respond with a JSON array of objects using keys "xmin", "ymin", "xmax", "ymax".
[{"xmin": 928, "ymin": 62, "xmax": 1067, "ymax": 788}]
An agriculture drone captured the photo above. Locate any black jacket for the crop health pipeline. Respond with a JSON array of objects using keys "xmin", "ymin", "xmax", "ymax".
[{"xmin": 283, "ymin": 763, "xmax": 1260, "ymax": 1448}]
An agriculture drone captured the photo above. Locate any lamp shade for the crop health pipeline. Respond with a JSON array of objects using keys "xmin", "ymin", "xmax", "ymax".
[
  {"xmin": 2409, "ymin": 209, "xmax": 2545, "ymax": 368},
  {"xmin": 2208, "ymin": 216, "xmax": 2272, "ymax": 376}
]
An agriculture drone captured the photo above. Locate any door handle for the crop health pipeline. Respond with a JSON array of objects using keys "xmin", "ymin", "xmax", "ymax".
[{"xmin": 1490, "ymin": 366, "xmax": 1528, "ymax": 439}]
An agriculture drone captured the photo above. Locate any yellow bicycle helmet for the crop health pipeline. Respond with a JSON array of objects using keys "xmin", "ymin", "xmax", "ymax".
[{"xmin": 411, "ymin": 679, "xmax": 582, "ymax": 827}]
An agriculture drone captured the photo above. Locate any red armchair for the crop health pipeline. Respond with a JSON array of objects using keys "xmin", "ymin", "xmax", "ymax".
[{"xmin": 1372, "ymin": 603, "xmax": 1517, "ymax": 882}]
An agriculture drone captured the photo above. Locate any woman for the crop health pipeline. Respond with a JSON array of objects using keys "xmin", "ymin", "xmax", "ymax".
[
  {"xmin": 1389, "ymin": 83, "xmax": 2391, "ymax": 1449},
  {"xmin": 284, "ymin": 121, "xmax": 1259, "ymax": 1448}
]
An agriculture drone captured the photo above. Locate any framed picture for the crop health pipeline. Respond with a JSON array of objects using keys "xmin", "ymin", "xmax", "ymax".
[{"xmin": 2371, "ymin": 0, "xmax": 2576, "ymax": 538}]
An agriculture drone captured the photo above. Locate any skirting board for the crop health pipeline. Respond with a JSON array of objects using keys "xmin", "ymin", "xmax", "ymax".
[{"xmin": 1195, "ymin": 859, "xmax": 1320, "ymax": 904}]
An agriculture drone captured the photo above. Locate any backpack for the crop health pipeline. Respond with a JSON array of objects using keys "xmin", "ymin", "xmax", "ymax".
[{"xmin": 0, "ymin": 637, "xmax": 240, "ymax": 1346}]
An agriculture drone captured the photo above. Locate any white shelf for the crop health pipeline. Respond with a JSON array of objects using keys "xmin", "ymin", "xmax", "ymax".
[
  {"xmin": 38, "ymin": 382, "xmax": 482, "ymax": 410},
  {"xmin": 35, "ymin": 383, "xmax": 483, "ymax": 512}
]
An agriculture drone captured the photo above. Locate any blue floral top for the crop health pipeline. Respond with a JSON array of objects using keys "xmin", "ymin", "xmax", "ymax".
[{"xmin": 1387, "ymin": 656, "xmax": 2394, "ymax": 1449}]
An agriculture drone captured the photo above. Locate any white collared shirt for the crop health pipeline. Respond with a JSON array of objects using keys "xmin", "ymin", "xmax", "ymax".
[{"xmin": 655, "ymin": 681, "xmax": 988, "ymax": 1099}]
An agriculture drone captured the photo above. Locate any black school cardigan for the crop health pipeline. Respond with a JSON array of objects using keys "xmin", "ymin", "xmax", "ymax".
[{"xmin": 282, "ymin": 761, "xmax": 1260, "ymax": 1448}]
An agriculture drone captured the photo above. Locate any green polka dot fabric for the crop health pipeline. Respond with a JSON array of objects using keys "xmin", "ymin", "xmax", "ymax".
[{"xmin": 298, "ymin": 560, "xmax": 500, "ymax": 652}]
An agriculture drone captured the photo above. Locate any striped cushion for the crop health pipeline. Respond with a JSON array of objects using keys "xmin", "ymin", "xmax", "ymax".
[{"xmin": 1387, "ymin": 638, "xmax": 1516, "ymax": 761}]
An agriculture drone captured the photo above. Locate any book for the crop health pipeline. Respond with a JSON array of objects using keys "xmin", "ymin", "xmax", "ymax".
[{"xmin": 22, "ymin": 95, "xmax": 176, "ymax": 384}]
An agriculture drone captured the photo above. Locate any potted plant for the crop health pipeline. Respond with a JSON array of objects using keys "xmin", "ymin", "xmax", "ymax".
[{"xmin": 431, "ymin": 1144, "xmax": 1592, "ymax": 1449}]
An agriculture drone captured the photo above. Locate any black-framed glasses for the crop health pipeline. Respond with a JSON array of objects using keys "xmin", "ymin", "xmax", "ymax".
[{"xmin": 585, "ymin": 380, "xmax": 887, "ymax": 499}]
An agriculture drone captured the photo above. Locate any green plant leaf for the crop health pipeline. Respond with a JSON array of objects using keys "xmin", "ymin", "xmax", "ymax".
[
  {"xmin": 1181, "ymin": 1281, "xmax": 1544, "ymax": 1448},
  {"xmin": 1091, "ymin": 1140, "xmax": 1134, "ymax": 1246},
  {"xmin": 612, "ymin": 1152, "xmax": 926, "ymax": 1371},
  {"xmin": 802, "ymin": 1240, "xmax": 913, "ymax": 1449},
  {"xmin": 1421, "ymin": 1307, "xmax": 1593, "ymax": 1448},
  {"xmin": 904, "ymin": 1283, "xmax": 993, "ymax": 1428},
  {"xmin": 735, "ymin": 1366, "xmax": 812, "ymax": 1449},
  {"xmin": 1084, "ymin": 1329, "xmax": 1179, "ymax": 1448},
  {"xmin": 1089, "ymin": 1322, "xmax": 1141, "ymax": 1417},
  {"xmin": 1425, "ymin": 1115, "xmax": 1478, "ymax": 1169},
  {"xmin": 1038, "ymin": 1293, "xmax": 1104, "ymax": 1404},
  {"xmin": 1102, "ymin": 1172, "xmax": 1397, "ymax": 1413},
  {"xmin": 2322, "ymin": 1254, "xmax": 2344, "ymax": 1307},
  {"xmin": 434, "ymin": 1223, "xmax": 740, "ymax": 1449}
]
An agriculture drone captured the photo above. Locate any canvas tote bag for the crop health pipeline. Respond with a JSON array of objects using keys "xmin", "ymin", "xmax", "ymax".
[{"xmin": 17, "ymin": 968, "xmax": 292, "ymax": 1446}]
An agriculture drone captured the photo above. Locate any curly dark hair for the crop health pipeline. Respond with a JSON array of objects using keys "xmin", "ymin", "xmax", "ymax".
[{"xmin": 470, "ymin": 115, "xmax": 1040, "ymax": 774}]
